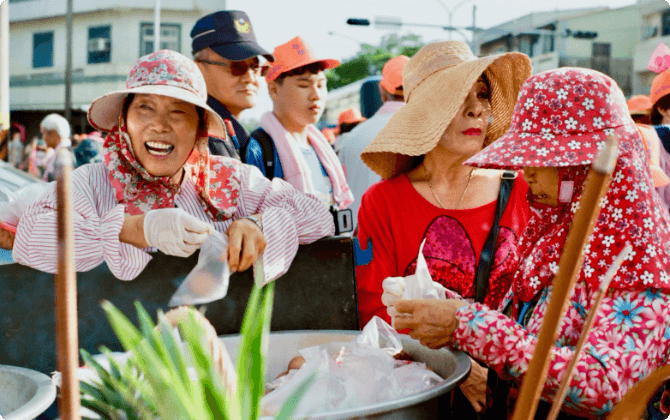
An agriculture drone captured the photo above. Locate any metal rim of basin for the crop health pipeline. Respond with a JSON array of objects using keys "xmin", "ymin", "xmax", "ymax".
[
  {"xmin": 220, "ymin": 329, "xmax": 472, "ymax": 420},
  {"xmin": 1, "ymin": 365, "xmax": 57, "ymax": 420}
]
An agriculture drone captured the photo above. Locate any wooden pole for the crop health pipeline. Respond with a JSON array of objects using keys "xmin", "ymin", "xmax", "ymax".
[
  {"xmin": 607, "ymin": 365, "xmax": 670, "ymax": 420},
  {"xmin": 547, "ymin": 244, "xmax": 632, "ymax": 420},
  {"xmin": 511, "ymin": 134, "xmax": 619, "ymax": 420},
  {"xmin": 56, "ymin": 162, "xmax": 81, "ymax": 420}
]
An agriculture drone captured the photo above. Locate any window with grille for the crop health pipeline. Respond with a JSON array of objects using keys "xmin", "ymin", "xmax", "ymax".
[
  {"xmin": 591, "ymin": 42, "xmax": 611, "ymax": 75},
  {"xmin": 140, "ymin": 23, "xmax": 181, "ymax": 56},
  {"xmin": 663, "ymin": 10, "xmax": 670, "ymax": 36},
  {"xmin": 33, "ymin": 32, "xmax": 53, "ymax": 68},
  {"xmin": 88, "ymin": 26, "xmax": 111, "ymax": 64}
]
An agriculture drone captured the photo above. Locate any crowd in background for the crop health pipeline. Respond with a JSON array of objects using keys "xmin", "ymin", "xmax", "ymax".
[{"xmin": 3, "ymin": 117, "xmax": 104, "ymax": 181}]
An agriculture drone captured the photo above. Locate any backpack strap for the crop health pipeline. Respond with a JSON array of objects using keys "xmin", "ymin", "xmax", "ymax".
[
  {"xmin": 249, "ymin": 127, "xmax": 276, "ymax": 179},
  {"xmin": 474, "ymin": 171, "xmax": 517, "ymax": 303}
]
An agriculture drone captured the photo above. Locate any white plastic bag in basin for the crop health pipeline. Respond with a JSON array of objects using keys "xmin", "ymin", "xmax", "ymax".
[{"xmin": 261, "ymin": 316, "xmax": 443, "ymax": 417}]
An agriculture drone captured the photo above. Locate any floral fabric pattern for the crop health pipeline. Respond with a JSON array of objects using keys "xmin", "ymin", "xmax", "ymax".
[
  {"xmin": 452, "ymin": 68, "xmax": 670, "ymax": 417},
  {"xmin": 126, "ymin": 50, "xmax": 207, "ymax": 99},
  {"xmin": 466, "ymin": 68, "xmax": 637, "ymax": 169}
]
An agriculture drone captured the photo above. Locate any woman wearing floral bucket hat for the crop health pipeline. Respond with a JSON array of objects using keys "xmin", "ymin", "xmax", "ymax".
[
  {"xmin": 390, "ymin": 67, "xmax": 670, "ymax": 419},
  {"xmin": 355, "ymin": 40, "xmax": 532, "ymax": 415},
  {"xmin": 13, "ymin": 50, "xmax": 333, "ymax": 283}
]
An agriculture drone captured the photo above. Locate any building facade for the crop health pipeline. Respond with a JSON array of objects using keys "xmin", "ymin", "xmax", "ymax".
[
  {"xmin": 632, "ymin": 0, "xmax": 670, "ymax": 97},
  {"xmin": 8, "ymin": 0, "xmax": 221, "ymax": 137},
  {"xmin": 476, "ymin": 4, "xmax": 642, "ymax": 97}
]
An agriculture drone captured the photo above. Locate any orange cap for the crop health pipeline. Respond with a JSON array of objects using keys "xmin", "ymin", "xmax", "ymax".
[
  {"xmin": 650, "ymin": 69, "xmax": 670, "ymax": 107},
  {"xmin": 627, "ymin": 95, "xmax": 652, "ymax": 115},
  {"xmin": 266, "ymin": 36, "xmax": 340, "ymax": 82},
  {"xmin": 321, "ymin": 127, "xmax": 337, "ymax": 144},
  {"xmin": 380, "ymin": 55, "xmax": 410, "ymax": 95},
  {"xmin": 338, "ymin": 107, "xmax": 366, "ymax": 126},
  {"xmin": 637, "ymin": 124, "xmax": 670, "ymax": 188}
]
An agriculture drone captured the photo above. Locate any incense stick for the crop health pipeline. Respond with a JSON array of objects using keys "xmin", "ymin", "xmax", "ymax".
[
  {"xmin": 546, "ymin": 244, "xmax": 632, "ymax": 420},
  {"xmin": 56, "ymin": 162, "xmax": 81, "ymax": 420},
  {"xmin": 511, "ymin": 134, "xmax": 619, "ymax": 420}
]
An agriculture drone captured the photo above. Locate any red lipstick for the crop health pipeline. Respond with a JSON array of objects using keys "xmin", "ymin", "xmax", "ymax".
[{"xmin": 462, "ymin": 128, "xmax": 482, "ymax": 136}]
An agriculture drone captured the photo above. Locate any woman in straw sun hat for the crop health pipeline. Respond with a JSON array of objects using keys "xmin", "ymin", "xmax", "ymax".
[
  {"xmin": 355, "ymin": 40, "xmax": 532, "ymax": 414},
  {"xmin": 390, "ymin": 67, "xmax": 670, "ymax": 419},
  {"xmin": 12, "ymin": 49, "xmax": 333, "ymax": 283}
]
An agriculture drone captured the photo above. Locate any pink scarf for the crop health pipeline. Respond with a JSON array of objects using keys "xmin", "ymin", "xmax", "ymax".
[{"xmin": 260, "ymin": 111, "xmax": 353, "ymax": 208}]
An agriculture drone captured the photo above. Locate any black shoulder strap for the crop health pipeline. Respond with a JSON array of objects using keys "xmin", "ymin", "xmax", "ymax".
[
  {"xmin": 249, "ymin": 127, "xmax": 276, "ymax": 179},
  {"xmin": 474, "ymin": 171, "xmax": 517, "ymax": 303}
]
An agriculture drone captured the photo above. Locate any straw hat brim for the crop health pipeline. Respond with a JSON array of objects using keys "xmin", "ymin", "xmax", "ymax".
[
  {"xmin": 87, "ymin": 85, "xmax": 225, "ymax": 136},
  {"xmin": 361, "ymin": 51, "xmax": 531, "ymax": 179}
]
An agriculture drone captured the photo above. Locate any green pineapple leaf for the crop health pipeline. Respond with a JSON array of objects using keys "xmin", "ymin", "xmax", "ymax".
[{"xmin": 86, "ymin": 281, "xmax": 311, "ymax": 420}]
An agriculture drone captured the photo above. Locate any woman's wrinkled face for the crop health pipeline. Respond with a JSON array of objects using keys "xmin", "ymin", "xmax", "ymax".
[
  {"xmin": 438, "ymin": 76, "xmax": 491, "ymax": 157},
  {"xmin": 125, "ymin": 94, "xmax": 200, "ymax": 178},
  {"xmin": 523, "ymin": 166, "xmax": 560, "ymax": 206}
]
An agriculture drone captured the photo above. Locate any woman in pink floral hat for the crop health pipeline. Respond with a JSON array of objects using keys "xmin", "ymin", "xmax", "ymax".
[
  {"xmin": 389, "ymin": 67, "xmax": 670, "ymax": 419},
  {"xmin": 13, "ymin": 50, "xmax": 333, "ymax": 283}
]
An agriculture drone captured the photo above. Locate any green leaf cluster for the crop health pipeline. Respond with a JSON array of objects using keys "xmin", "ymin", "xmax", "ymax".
[
  {"xmin": 80, "ymin": 282, "xmax": 311, "ymax": 420},
  {"xmin": 326, "ymin": 33, "xmax": 425, "ymax": 90}
]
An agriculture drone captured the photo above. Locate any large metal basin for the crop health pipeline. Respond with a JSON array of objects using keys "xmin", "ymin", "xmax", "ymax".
[
  {"xmin": 0, "ymin": 365, "xmax": 57, "ymax": 420},
  {"xmin": 220, "ymin": 330, "xmax": 471, "ymax": 419}
]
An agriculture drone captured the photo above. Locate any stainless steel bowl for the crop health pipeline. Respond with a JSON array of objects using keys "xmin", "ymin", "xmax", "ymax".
[
  {"xmin": 219, "ymin": 330, "xmax": 471, "ymax": 419},
  {"xmin": 0, "ymin": 364, "xmax": 56, "ymax": 420}
]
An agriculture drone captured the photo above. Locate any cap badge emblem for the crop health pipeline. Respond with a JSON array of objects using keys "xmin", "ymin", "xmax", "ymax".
[
  {"xmin": 234, "ymin": 18, "xmax": 250, "ymax": 34},
  {"xmin": 292, "ymin": 43, "xmax": 305, "ymax": 56}
]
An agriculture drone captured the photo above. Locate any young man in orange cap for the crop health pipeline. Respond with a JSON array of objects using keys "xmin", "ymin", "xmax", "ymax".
[
  {"xmin": 245, "ymin": 36, "xmax": 353, "ymax": 211},
  {"xmin": 337, "ymin": 55, "xmax": 409, "ymax": 229},
  {"xmin": 191, "ymin": 10, "xmax": 274, "ymax": 160}
]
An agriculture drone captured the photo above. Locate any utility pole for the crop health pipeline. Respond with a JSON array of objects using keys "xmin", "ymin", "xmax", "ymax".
[
  {"xmin": 0, "ymin": 0, "xmax": 9, "ymax": 133},
  {"xmin": 65, "ymin": 0, "xmax": 73, "ymax": 124},
  {"xmin": 154, "ymin": 0, "xmax": 161, "ymax": 52},
  {"xmin": 472, "ymin": 5, "xmax": 478, "ymax": 55}
]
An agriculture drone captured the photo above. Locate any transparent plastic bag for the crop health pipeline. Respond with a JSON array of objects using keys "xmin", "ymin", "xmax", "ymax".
[
  {"xmin": 262, "ymin": 316, "xmax": 443, "ymax": 417},
  {"xmin": 0, "ymin": 182, "xmax": 51, "ymax": 231},
  {"xmin": 402, "ymin": 238, "xmax": 446, "ymax": 300},
  {"xmin": 168, "ymin": 230, "xmax": 230, "ymax": 307}
]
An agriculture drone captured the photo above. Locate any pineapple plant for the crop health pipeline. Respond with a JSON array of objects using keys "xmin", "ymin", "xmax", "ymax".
[{"xmin": 79, "ymin": 282, "xmax": 313, "ymax": 420}]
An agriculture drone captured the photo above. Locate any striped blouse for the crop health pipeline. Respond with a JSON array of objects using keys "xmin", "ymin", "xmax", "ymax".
[{"xmin": 13, "ymin": 162, "xmax": 334, "ymax": 283}]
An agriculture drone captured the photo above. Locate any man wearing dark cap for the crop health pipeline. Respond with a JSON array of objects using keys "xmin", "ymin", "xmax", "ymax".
[{"xmin": 191, "ymin": 10, "xmax": 273, "ymax": 160}]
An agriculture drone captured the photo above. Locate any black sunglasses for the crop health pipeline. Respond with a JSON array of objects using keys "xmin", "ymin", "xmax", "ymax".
[{"xmin": 195, "ymin": 59, "xmax": 269, "ymax": 77}]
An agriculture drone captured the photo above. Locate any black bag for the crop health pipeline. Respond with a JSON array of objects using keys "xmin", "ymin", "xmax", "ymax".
[
  {"xmin": 246, "ymin": 127, "xmax": 276, "ymax": 179},
  {"xmin": 451, "ymin": 171, "xmax": 517, "ymax": 419}
]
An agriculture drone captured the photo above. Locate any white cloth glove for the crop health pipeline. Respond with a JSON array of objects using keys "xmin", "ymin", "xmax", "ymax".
[
  {"xmin": 143, "ymin": 208, "xmax": 213, "ymax": 257},
  {"xmin": 382, "ymin": 276, "xmax": 406, "ymax": 319}
]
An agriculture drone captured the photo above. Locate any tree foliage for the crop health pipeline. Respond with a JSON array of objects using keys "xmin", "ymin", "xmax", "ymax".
[{"xmin": 326, "ymin": 33, "xmax": 424, "ymax": 91}]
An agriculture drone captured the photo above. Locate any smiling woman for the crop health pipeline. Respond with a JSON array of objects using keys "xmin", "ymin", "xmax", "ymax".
[
  {"xmin": 12, "ymin": 50, "xmax": 334, "ymax": 284},
  {"xmin": 124, "ymin": 93, "xmax": 203, "ymax": 181}
]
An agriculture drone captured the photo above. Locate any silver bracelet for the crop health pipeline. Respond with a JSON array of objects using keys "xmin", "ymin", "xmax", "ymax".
[{"xmin": 240, "ymin": 215, "xmax": 263, "ymax": 232}]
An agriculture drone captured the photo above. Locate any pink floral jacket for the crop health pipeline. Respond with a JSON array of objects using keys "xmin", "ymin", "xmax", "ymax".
[{"xmin": 452, "ymin": 284, "xmax": 670, "ymax": 417}]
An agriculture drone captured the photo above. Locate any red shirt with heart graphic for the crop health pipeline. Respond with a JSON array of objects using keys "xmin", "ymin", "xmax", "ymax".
[{"xmin": 355, "ymin": 174, "xmax": 530, "ymax": 327}]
